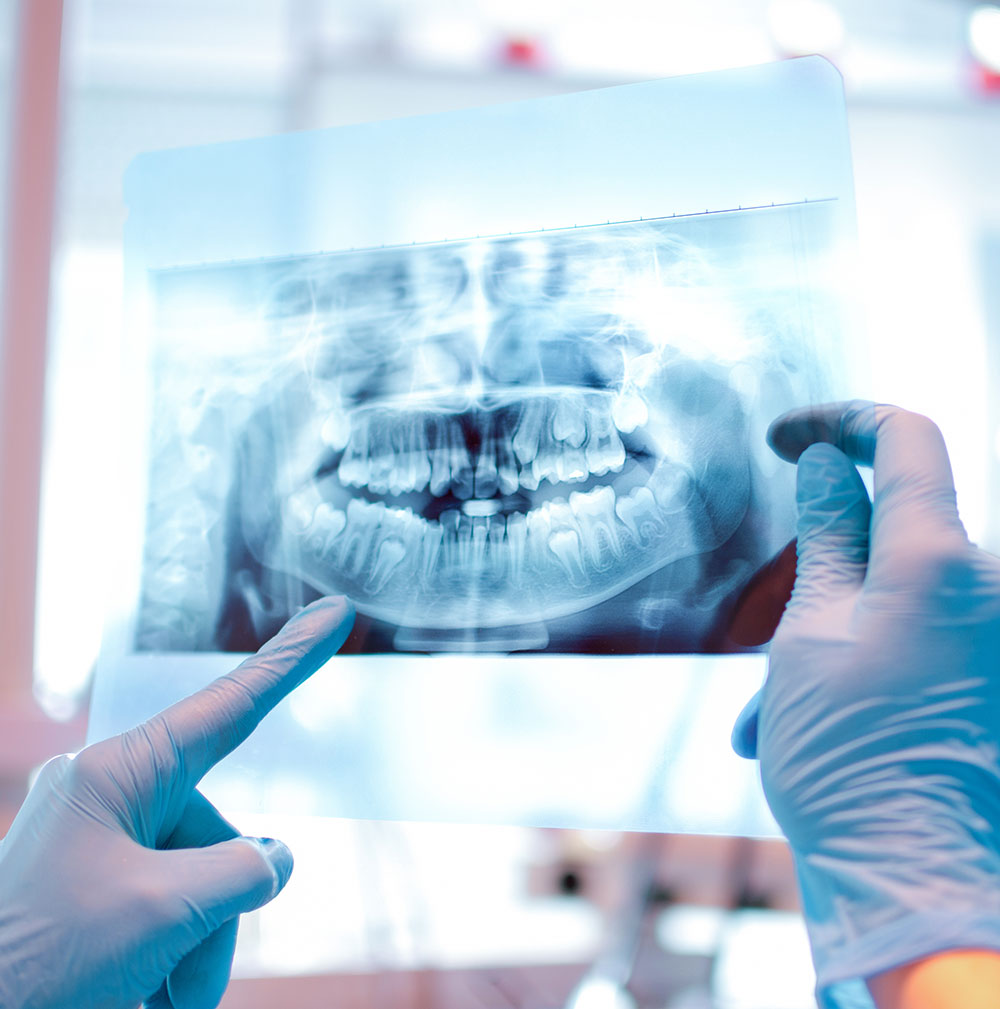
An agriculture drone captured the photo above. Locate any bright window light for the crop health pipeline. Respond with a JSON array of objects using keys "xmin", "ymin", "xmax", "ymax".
[
  {"xmin": 969, "ymin": 5, "xmax": 1000, "ymax": 73},
  {"xmin": 34, "ymin": 246, "xmax": 123, "ymax": 719},
  {"xmin": 767, "ymin": 0, "xmax": 845, "ymax": 57}
]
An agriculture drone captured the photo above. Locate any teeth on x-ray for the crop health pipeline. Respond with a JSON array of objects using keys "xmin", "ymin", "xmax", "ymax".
[
  {"xmin": 335, "ymin": 394, "xmax": 628, "ymax": 500},
  {"xmin": 135, "ymin": 204, "xmax": 845, "ymax": 648}
]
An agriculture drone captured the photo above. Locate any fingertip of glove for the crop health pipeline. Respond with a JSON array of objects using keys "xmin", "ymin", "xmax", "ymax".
[{"xmin": 255, "ymin": 837, "xmax": 294, "ymax": 898}]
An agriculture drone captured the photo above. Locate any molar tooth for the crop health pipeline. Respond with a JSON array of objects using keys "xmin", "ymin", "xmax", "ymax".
[
  {"xmin": 612, "ymin": 387, "xmax": 649, "ymax": 434},
  {"xmin": 321, "ymin": 411, "xmax": 350, "ymax": 452},
  {"xmin": 585, "ymin": 407, "xmax": 626, "ymax": 477},
  {"xmin": 505, "ymin": 512, "xmax": 527, "ymax": 582},
  {"xmin": 284, "ymin": 487, "xmax": 320, "ymax": 534},
  {"xmin": 552, "ymin": 396, "xmax": 587, "ymax": 448},
  {"xmin": 339, "ymin": 498, "xmax": 381, "ymax": 575},
  {"xmin": 548, "ymin": 529, "xmax": 587, "ymax": 586},
  {"xmin": 367, "ymin": 538, "xmax": 407, "ymax": 592},
  {"xmin": 513, "ymin": 400, "xmax": 545, "ymax": 464},
  {"xmin": 569, "ymin": 486, "xmax": 622, "ymax": 568},
  {"xmin": 310, "ymin": 502, "xmax": 347, "ymax": 549},
  {"xmin": 614, "ymin": 486, "xmax": 665, "ymax": 544},
  {"xmin": 556, "ymin": 446, "xmax": 588, "ymax": 484},
  {"xmin": 648, "ymin": 461, "xmax": 695, "ymax": 513}
]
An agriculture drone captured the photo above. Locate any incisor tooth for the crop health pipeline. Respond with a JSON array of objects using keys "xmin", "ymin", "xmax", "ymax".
[
  {"xmin": 513, "ymin": 400, "xmax": 545, "ymax": 464},
  {"xmin": 474, "ymin": 439, "xmax": 500, "ymax": 499},
  {"xmin": 450, "ymin": 424, "xmax": 475, "ymax": 500},
  {"xmin": 506, "ymin": 512, "xmax": 527, "ymax": 582}
]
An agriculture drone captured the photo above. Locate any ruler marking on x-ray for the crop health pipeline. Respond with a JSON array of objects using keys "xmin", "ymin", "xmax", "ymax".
[{"xmin": 153, "ymin": 197, "xmax": 839, "ymax": 276}]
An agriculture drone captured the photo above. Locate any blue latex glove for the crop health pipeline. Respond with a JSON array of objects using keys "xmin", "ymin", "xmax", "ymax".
[
  {"xmin": 0, "ymin": 595, "xmax": 354, "ymax": 1009},
  {"xmin": 732, "ymin": 402, "xmax": 1000, "ymax": 1009}
]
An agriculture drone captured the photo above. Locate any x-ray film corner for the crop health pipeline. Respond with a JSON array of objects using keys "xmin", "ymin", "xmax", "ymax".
[{"xmin": 91, "ymin": 57, "xmax": 864, "ymax": 835}]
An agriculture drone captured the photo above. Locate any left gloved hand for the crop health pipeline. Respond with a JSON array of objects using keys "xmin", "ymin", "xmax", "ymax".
[
  {"xmin": 0, "ymin": 595, "xmax": 354, "ymax": 1009},
  {"xmin": 731, "ymin": 402, "xmax": 1000, "ymax": 1008}
]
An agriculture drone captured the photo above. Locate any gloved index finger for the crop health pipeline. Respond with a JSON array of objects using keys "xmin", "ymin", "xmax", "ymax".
[
  {"xmin": 767, "ymin": 400, "xmax": 966, "ymax": 573},
  {"xmin": 142, "ymin": 595, "xmax": 355, "ymax": 792}
]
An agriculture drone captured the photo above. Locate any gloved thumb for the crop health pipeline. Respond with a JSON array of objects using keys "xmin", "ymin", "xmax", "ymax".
[
  {"xmin": 789, "ymin": 442, "xmax": 871, "ymax": 611},
  {"xmin": 731, "ymin": 687, "xmax": 761, "ymax": 759},
  {"xmin": 163, "ymin": 836, "xmax": 294, "ymax": 938}
]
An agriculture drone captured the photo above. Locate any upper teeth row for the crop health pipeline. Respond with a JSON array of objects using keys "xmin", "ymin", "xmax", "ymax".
[{"xmin": 333, "ymin": 394, "xmax": 637, "ymax": 498}]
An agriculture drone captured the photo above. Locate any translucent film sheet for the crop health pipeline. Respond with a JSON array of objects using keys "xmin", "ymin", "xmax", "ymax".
[{"xmin": 91, "ymin": 57, "xmax": 862, "ymax": 835}]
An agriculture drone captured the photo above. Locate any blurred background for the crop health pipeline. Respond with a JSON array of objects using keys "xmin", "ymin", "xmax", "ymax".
[{"xmin": 1, "ymin": 1, "xmax": 999, "ymax": 1006}]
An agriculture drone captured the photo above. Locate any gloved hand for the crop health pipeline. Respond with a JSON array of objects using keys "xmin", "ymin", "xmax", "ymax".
[
  {"xmin": 731, "ymin": 402, "xmax": 1000, "ymax": 1009},
  {"xmin": 0, "ymin": 595, "xmax": 354, "ymax": 1009}
]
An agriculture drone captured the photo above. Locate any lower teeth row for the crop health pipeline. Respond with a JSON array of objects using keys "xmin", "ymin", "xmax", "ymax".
[{"xmin": 284, "ymin": 468, "xmax": 693, "ymax": 594}]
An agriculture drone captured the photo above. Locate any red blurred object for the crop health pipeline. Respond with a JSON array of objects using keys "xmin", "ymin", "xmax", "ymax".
[
  {"xmin": 976, "ymin": 62, "xmax": 1000, "ymax": 93},
  {"xmin": 502, "ymin": 36, "xmax": 543, "ymax": 68},
  {"xmin": 724, "ymin": 538, "xmax": 798, "ymax": 648}
]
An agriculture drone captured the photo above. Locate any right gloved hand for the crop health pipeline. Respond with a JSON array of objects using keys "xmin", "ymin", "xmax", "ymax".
[
  {"xmin": 0, "ymin": 594, "xmax": 354, "ymax": 1009},
  {"xmin": 731, "ymin": 402, "xmax": 1000, "ymax": 1009}
]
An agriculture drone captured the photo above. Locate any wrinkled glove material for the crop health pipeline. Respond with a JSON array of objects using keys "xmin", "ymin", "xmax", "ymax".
[{"xmin": 732, "ymin": 401, "xmax": 1000, "ymax": 1008}]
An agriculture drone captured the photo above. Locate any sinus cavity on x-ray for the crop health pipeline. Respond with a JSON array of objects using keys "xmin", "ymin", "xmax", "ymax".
[
  {"xmin": 138, "ymin": 203, "xmax": 840, "ymax": 656},
  {"xmin": 92, "ymin": 58, "xmax": 863, "ymax": 834}
]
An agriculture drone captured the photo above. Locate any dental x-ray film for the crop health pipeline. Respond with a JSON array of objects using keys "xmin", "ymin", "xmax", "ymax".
[{"xmin": 90, "ymin": 57, "xmax": 863, "ymax": 834}]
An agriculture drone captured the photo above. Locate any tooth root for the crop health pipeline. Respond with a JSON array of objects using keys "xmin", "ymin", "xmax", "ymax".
[
  {"xmin": 421, "ymin": 522, "xmax": 443, "ymax": 580},
  {"xmin": 553, "ymin": 396, "xmax": 587, "ymax": 448},
  {"xmin": 612, "ymin": 387, "xmax": 649, "ymax": 433},
  {"xmin": 505, "ymin": 512, "xmax": 527, "ymax": 582},
  {"xmin": 513, "ymin": 400, "xmax": 545, "ymax": 464},
  {"xmin": 367, "ymin": 537, "xmax": 407, "ymax": 592},
  {"xmin": 548, "ymin": 529, "xmax": 587, "ymax": 586},
  {"xmin": 457, "ymin": 513, "xmax": 474, "ymax": 569},
  {"xmin": 614, "ymin": 486, "xmax": 665, "ymax": 544},
  {"xmin": 471, "ymin": 516, "xmax": 489, "ymax": 569},
  {"xmin": 439, "ymin": 509, "xmax": 461, "ymax": 571},
  {"xmin": 525, "ymin": 506, "xmax": 553, "ymax": 568},
  {"xmin": 488, "ymin": 517, "xmax": 506, "ymax": 579},
  {"xmin": 339, "ymin": 498, "xmax": 380, "ymax": 575},
  {"xmin": 570, "ymin": 486, "xmax": 623, "ymax": 568}
]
